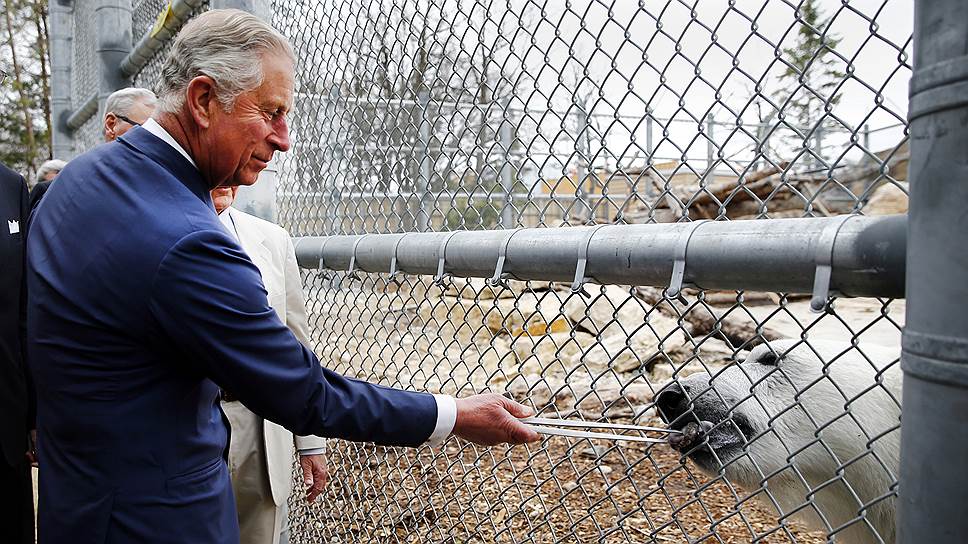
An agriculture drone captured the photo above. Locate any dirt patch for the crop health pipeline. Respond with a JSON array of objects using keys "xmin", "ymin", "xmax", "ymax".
[{"xmin": 289, "ymin": 439, "xmax": 827, "ymax": 543}]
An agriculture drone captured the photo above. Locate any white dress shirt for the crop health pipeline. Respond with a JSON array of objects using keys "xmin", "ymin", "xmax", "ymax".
[{"xmin": 144, "ymin": 118, "xmax": 457, "ymax": 446}]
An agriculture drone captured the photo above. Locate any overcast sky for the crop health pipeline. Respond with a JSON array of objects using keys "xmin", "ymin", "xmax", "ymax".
[
  {"xmin": 279, "ymin": 0, "xmax": 914, "ymax": 180},
  {"xmin": 504, "ymin": 0, "xmax": 914, "ymax": 170}
]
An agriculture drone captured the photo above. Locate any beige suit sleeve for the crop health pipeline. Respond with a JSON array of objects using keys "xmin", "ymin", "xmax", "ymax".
[{"xmin": 281, "ymin": 233, "xmax": 327, "ymax": 452}]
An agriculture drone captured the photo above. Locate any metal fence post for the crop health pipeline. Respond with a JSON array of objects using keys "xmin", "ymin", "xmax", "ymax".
[
  {"xmin": 898, "ymin": 0, "xmax": 968, "ymax": 541},
  {"xmin": 575, "ymin": 107, "xmax": 591, "ymax": 223},
  {"xmin": 706, "ymin": 113, "xmax": 714, "ymax": 172},
  {"xmin": 415, "ymin": 90, "xmax": 431, "ymax": 232},
  {"xmin": 95, "ymin": 0, "xmax": 132, "ymax": 133},
  {"xmin": 645, "ymin": 113, "xmax": 653, "ymax": 159},
  {"xmin": 813, "ymin": 124, "xmax": 823, "ymax": 170},
  {"xmin": 498, "ymin": 99, "xmax": 514, "ymax": 228},
  {"xmin": 49, "ymin": 0, "xmax": 74, "ymax": 159}
]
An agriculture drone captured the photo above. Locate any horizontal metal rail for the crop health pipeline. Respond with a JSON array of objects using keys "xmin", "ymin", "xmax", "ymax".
[
  {"xmin": 119, "ymin": 0, "xmax": 207, "ymax": 77},
  {"xmin": 65, "ymin": 93, "xmax": 99, "ymax": 131},
  {"xmin": 293, "ymin": 214, "xmax": 906, "ymax": 299}
]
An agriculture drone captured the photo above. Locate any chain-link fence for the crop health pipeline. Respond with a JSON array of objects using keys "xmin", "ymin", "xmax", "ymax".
[{"xmin": 56, "ymin": 0, "xmax": 914, "ymax": 542}]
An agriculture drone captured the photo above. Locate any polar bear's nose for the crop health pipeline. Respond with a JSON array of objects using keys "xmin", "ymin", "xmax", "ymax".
[{"xmin": 657, "ymin": 383, "xmax": 691, "ymax": 424}]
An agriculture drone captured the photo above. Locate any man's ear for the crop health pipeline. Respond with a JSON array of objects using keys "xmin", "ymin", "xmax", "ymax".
[
  {"xmin": 103, "ymin": 114, "xmax": 116, "ymax": 139},
  {"xmin": 185, "ymin": 75, "xmax": 218, "ymax": 129}
]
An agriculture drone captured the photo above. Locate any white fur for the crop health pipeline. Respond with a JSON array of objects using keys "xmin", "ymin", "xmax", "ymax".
[{"xmin": 671, "ymin": 339, "xmax": 901, "ymax": 543}]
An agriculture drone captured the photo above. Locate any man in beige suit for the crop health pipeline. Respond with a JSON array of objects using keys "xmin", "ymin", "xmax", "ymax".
[{"xmin": 213, "ymin": 185, "xmax": 328, "ymax": 544}]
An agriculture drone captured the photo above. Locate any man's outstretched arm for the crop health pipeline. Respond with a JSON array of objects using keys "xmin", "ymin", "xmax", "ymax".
[{"xmin": 148, "ymin": 229, "xmax": 540, "ymax": 448}]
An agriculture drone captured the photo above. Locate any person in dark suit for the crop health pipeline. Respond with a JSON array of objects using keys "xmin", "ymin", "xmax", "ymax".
[
  {"xmin": 0, "ymin": 161, "xmax": 34, "ymax": 544},
  {"xmin": 26, "ymin": 9, "xmax": 538, "ymax": 544},
  {"xmin": 27, "ymin": 159, "xmax": 67, "ymax": 211}
]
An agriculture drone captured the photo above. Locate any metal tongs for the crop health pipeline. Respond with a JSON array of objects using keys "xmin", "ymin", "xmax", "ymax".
[{"xmin": 519, "ymin": 417, "xmax": 682, "ymax": 443}]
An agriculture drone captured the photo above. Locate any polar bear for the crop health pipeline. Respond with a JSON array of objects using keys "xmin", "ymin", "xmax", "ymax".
[{"xmin": 656, "ymin": 339, "xmax": 901, "ymax": 543}]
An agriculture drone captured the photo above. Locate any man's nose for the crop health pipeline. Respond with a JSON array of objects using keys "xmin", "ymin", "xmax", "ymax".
[
  {"xmin": 656, "ymin": 383, "xmax": 691, "ymax": 424},
  {"xmin": 269, "ymin": 118, "xmax": 290, "ymax": 153}
]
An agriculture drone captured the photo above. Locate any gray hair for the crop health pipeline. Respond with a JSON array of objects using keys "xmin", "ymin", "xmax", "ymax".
[
  {"xmin": 36, "ymin": 159, "xmax": 68, "ymax": 184},
  {"xmin": 156, "ymin": 10, "xmax": 294, "ymax": 114},
  {"xmin": 105, "ymin": 87, "xmax": 157, "ymax": 119}
]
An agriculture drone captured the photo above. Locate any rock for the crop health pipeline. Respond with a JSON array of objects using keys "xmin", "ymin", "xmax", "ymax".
[
  {"xmin": 415, "ymin": 291, "xmax": 587, "ymax": 343},
  {"xmin": 574, "ymin": 381, "xmax": 654, "ymax": 419},
  {"xmin": 865, "ymin": 182, "xmax": 908, "ymax": 215},
  {"xmin": 564, "ymin": 285, "xmax": 653, "ymax": 335},
  {"xmin": 458, "ymin": 337, "xmax": 515, "ymax": 388},
  {"xmin": 506, "ymin": 373, "xmax": 558, "ymax": 408},
  {"xmin": 487, "ymin": 293, "xmax": 584, "ymax": 336},
  {"xmin": 508, "ymin": 331, "xmax": 597, "ymax": 377},
  {"xmin": 580, "ymin": 314, "xmax": 690, "ymax": 374},
  {"xmin": 581, "ymin": 445, "xmax": 610, "ymax": 459},
  {"xmin": 648, "ymin": 339, "xmax": 735, "ymax": 388}
]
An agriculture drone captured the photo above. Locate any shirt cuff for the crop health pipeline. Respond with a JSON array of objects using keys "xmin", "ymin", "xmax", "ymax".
[
  {"xmin": 298, "ymin": 446, "xmax": 326, "ymax": 456},
  {"xmin": 426, "ymin": 394, "xmax": 457, "ymax": 446}
]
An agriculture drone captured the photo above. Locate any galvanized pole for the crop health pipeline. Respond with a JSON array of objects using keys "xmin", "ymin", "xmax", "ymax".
[
  {"xmin": 48, "ymin": 0, "xmax": 74, "ymax": 159},
  {"xmin": 327, "ymin": 87, "xmax": 341, "ymax": 234},
  {"xmin": 415, "ymin": 90, "xmax": 431, "ymax": 232},
  {"xmin": 645, "ymin": 114, "xmax": 655, "ymax": 198},
  {"xmin": 645, "ymin": 114, "xmax": 653, "ymax": 159},
  {"xmin": 498, "ymin": 99, "xmax": 515, "ymax": 228},
  {"xmin": 94, "ymin": 0, "xmax": 133, "ymax": 126},
  {"xmin": 898, "ymin": 0, "xmax": 968, "ymax": 541},
  {"xmin": 575, "ymin": 108, "xmax": 591, "ymax": 223},
  {"xmin": 293, "ymin": 214, "xmax": 906, "ymax": 299},
  {"xmin": 705, "ymin": 113, "xmax": 714, "ymax": 172},
  {"xmin": 813, "ymin": 124, "xmax": 823, "ymax": 171}
]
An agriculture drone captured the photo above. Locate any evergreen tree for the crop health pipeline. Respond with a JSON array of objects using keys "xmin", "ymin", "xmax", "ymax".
[{"xmin": 776, "ymin": 0, "xmax": 845, "ymax": 168}]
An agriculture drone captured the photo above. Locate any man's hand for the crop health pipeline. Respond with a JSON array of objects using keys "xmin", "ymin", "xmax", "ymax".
[
  {"xmin": 452, "ymin": 394, "xmax": 541, "ymax": 446},
  {"xmin": 299, "ymin": 453, "xmax": 330, "ymax": 502}
]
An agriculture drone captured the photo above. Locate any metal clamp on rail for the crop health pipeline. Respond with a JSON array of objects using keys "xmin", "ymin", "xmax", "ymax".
[
  {"xmin": 434, "ymin": 231, "xmax": 460, "ymax": 287},
  {"xmin": 489, "ymin": 228, "xmax": 523, "ymax": 288},
  {"xmin": 347, "ymin": 234, "xmax": 370, "ymax": 281},
  {"xmin": 666, "ymin": 220, "xmax": 710, "ymax": 300},
  {"xmin": 810, "ymin": 215, "xmax": 855, "ymax": 313},
  {"xmin": 571, "ymin": 224, "xmax": 609, "ymax": 297},
  {"xmin": 387, "ymin": 233, "xmax": 408, "ymax": 281},
  {"xmin": 317, "ymin": 237, "xmax": 333, "ymax": 281}
]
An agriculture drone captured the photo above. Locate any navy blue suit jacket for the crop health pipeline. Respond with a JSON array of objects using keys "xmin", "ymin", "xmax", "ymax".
[{"xmin": 26, "ymin": 128, "xmax": 437, "ymax": 543}]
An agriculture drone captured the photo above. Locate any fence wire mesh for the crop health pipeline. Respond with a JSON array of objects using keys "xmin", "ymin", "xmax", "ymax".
[
  {"xmin": 67, "ymin": 0, "xmax": 100, "ymax": 154},
  {"xmin": 130, "ymin": 0, "xmax": 210, "ymax": 91},
  {"xmin": 271, "ymin": 1, "xmax": 909, "ymax": 542},
  {"xmin": 66, "ymin": 0, "xmax": 912, "ymax": 541}
]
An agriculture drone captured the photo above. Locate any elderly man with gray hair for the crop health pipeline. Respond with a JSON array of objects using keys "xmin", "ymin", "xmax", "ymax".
[
  {"xmin": 103, "ymin": 87, "xmax": 157, "ymax": 141},
  {"xmin": 27, "ymin": 159, "xmax": 68, "ymax": 211},
  {"xmin": 27, "ymin": 9, "xmax": 539, "ymax": 544}
]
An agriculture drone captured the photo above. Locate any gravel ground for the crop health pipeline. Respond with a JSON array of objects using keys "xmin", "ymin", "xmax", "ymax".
[{"xmin": 290, "ymin": 438, "xmax": 827, "ymax": 543}]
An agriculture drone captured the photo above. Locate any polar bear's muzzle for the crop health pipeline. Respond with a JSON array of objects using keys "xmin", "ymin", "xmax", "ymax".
[{"xmin": 656, "ymin": 381, "xmax": 753, "ymax": 469}]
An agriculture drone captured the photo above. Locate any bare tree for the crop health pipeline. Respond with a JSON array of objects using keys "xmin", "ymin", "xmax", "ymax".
[
  {"xmin": 32, "ymin": 0, "xmax": 51, "ymax": 156},
  {"xmin": 3, "ymin": 0, "xmax": 37, "ymax": 174}
]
